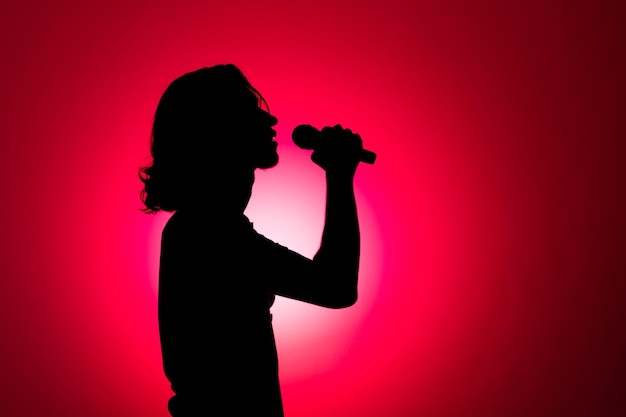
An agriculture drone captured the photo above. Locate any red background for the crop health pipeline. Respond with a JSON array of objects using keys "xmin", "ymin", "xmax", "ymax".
[{"xmin": 1, "ymin": 1, "xmax": 624, "ymax": 416}]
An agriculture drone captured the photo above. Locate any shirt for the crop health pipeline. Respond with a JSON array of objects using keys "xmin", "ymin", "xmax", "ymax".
[{"xmin": 158, "ymin": 210, "xmax": 310, "ymax": 417}]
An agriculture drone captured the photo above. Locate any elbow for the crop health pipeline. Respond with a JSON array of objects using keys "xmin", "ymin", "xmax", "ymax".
[
  {"xmin": 312, "ymin": 263, "xmax": 360, "ymax": 308},
  {"xmin": 328, "ymin": 272, "xmax": 359, "ymax": 308},
  {"xmin": 327, "ymin": 290, "xmax": 358, "ymax": 309},
  {"xmin": 337, "ymin": 294, "xmax": 358, "ymax": 309}
]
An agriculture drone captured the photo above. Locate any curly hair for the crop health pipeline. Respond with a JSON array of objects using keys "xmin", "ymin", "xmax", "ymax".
[{"xmin": 138, "ymin": 64, "xmax": 268, "ymax": 213}]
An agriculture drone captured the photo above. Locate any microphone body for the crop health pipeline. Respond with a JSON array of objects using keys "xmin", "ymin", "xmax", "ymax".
[{"xmin": 291, "ymin": 124, "xmax": 377, "ymax": 164}]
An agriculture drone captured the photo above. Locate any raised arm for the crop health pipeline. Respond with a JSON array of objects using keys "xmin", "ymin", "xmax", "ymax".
[
  {"xmin": 307, "ymin": 124, "xmax": 363, "ymax": 307},
  {"xmin": 311, "ymin": 169, "xmax": 360, "ymax": 308},
  {"xmin": 264, "ymin": 124, "xmax": 364, "ymax": 308}
]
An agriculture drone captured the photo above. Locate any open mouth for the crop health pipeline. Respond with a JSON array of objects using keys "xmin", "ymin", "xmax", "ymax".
[{"xmin": 268, "ymin": 129, "xmax": 277, "ymax": 143}]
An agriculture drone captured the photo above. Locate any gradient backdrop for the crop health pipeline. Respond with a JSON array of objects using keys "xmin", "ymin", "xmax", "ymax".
[{"xmin": 1, "ymin": 1, "xmax": 624, "ymax": 416}]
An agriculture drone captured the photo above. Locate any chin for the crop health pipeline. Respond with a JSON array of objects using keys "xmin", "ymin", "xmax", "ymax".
[{"xmin": 256, "ymin": 152, "xmax": 279, "ymax": 169}]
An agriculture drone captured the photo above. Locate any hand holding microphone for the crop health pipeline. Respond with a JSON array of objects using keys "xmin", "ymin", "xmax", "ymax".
[{"xmin": 292, "ymin": 124, "xmax": 377, "ymax": 167}]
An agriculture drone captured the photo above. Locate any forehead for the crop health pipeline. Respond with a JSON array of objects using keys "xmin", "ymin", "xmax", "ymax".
[
  {"xmin": 246, "ymin": 86, "xmax": 269, "ymax": 112},
  {"xmin": 224, "ymin": 86, "xmax": 267, "ymax": 108},
  {"xmin": 206, "ymin": 78, "xmax": 270, "ymax": 117},
  {"xmin": 200, "ymin": 66, "xmax": 268, "ymax": 108}
]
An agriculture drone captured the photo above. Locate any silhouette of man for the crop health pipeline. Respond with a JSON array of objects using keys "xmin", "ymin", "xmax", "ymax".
[{"xmin": 139, "ymin": 64, "xmax": 364, "ymax": 416}]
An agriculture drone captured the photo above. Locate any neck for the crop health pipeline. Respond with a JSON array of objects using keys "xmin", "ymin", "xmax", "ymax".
[{"xmin": 181, "ymin": 167, "xmax": 255, "ymax": 216}]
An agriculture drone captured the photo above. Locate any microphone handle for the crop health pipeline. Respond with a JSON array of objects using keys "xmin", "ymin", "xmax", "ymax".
[{"xmin": 359, "ymin": 148, "xmax": 377, "ymax": 164}]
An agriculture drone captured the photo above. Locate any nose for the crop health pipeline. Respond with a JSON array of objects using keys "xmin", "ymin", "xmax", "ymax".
[{"xmin": 267, "ymin": 112, "xmax": 278, "ymax": 126}]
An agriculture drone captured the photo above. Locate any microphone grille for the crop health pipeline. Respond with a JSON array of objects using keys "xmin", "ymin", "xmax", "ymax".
[{"xmin": 292, "ymin": 124, "xmax": 318, "ymax": 150}]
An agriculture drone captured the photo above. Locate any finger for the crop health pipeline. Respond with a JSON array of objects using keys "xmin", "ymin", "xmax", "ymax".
[{"xmin": 321, "ymin": 126, "xmax": 334, "ymax": 135}]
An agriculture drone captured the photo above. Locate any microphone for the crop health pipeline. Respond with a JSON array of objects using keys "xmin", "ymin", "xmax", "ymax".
[{"xmin": 291, "ymin": 124, "xmax": 377, "ymax": 164}]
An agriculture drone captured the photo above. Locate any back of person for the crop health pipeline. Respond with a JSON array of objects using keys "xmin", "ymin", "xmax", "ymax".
[{"xmin": 158, "ymin": 210, "xmax": 284, "ymax": 416}]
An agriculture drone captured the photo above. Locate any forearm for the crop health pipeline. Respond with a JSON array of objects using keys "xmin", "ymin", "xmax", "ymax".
[{"xmin": 313, "ymin": 172, "xmax": 360, "ymax": 306}]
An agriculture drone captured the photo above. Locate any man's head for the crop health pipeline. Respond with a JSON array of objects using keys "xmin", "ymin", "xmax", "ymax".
[{"xmin": 139, "ymin": 64, "xmax": 279, "ymax": 213}]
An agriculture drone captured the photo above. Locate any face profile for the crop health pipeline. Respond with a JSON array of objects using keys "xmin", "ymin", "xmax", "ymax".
[{"xmin": 230, "ymin": 90, "xmax": 279, "ymax": 170}]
